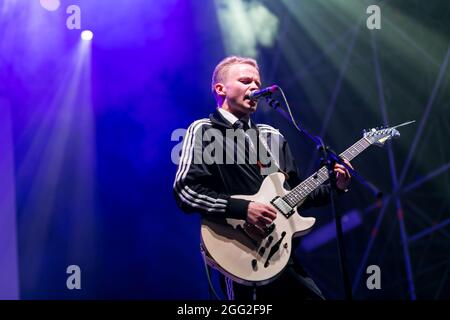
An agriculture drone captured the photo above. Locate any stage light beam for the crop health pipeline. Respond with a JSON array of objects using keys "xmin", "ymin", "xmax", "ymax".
[{"xmin": 214, "ymin": 0, "xmax": 278, "ymax": 57}]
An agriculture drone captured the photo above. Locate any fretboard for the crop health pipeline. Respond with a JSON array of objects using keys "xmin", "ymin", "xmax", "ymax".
[{"xmin": 282, "ymin": 137, "xmax": 371, "ymax": 208}]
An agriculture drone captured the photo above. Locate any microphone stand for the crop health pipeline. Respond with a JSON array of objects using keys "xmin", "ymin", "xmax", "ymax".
[
  {"xmin": 265, "ymin": 96, "xmax": 382, "ymax": 300},
  {"xmin": 318, "ymin": 139, "xmax": 353, "ymax": 300}
]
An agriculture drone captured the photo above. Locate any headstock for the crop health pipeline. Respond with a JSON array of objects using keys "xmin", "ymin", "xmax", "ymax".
[
  {"xmin": 363, "ymin": 126, "xmax": 399, "ymax": 146},
  {"xmin": 363, "ymin": 120, "xmax": 415, "ymax": 147}
]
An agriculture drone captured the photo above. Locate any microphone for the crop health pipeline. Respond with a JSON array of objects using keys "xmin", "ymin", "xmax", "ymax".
[{"xmin": 246, "ymin": 85, "xmax": 279, "ymax": 100}]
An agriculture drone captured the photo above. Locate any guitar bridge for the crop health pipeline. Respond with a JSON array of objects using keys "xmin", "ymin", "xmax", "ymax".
[{"xmin": 271, "ymin": 196, "xmax": 294, "ymax": 218}]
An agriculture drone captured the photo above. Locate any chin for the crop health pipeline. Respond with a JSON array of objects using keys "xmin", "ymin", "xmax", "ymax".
[
  {"xmin": 248, "ymin": 105, "xmax": 257, "ymax": 112},
  {"xmin": 244, "ymin": 102, "xmax": 257, "ymax": 110}
]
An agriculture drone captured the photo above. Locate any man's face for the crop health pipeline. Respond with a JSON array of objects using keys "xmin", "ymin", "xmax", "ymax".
[{"xmin": 218, "ymin": 63, "xmax": 261, "ymax": 118}]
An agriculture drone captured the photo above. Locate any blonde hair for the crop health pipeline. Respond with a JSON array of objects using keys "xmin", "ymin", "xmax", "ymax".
[{"xmin": 211, "ymin": 56, "xmax": 259, "ymax": 101}]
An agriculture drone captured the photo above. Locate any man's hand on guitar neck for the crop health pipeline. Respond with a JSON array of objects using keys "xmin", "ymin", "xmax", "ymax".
[
  {"xmin": 247, "ymin": 202, "xmax": 277, "ymax": 230},
  {"xmin": 334, "ymin": 159, "xmax": 353, "ymax": 191}
]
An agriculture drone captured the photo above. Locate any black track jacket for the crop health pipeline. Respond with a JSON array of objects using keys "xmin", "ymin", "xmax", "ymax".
[{"xmin": 173, "ymin": 109, "xmax": 335, "ymax": 220}]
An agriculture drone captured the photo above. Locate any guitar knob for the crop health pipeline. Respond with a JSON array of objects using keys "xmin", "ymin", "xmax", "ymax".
[
  {"xmin": 284, "ymin": 243, "xmax": 288, "ymax": 249},
  {"xmin": 252, "ymin": 259, "xmax": 257, "ymax": 270}
]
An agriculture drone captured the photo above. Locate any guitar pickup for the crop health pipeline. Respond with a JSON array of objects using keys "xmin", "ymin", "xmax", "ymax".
[{"xmin": 271, "ymin": 196, "xmax": 295, "ymax": 218}]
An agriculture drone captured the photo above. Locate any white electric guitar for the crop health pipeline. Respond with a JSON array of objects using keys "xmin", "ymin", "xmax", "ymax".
[{"xmin": 201, "ymin": 124, "xmax": 408, "ymax": 286}]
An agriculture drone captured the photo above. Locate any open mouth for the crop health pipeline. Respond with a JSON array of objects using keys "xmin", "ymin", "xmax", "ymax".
[{"xmin": 245, "ymin": 97, "xmax": 256, "ymax": 107}]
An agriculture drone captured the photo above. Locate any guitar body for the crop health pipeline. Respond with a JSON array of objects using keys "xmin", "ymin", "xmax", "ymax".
[{"xmin": 201, "ymin": 172, "xmax": 316, "ymax": 286}]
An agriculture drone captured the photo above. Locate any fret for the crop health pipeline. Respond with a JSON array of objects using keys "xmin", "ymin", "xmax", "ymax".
[
  {"xmin": 284, "ymin": 197, "xmax": 294, "ymax": 207},
  {"xmin": 342, "ymin": 138, "xmax": 370, "ymax": 161},
  {"xmin": 355, "ymin": 141, "xmax": 364, "ymax": 150},
  {"xmin": 283, "ymin": 137, "xmax": 373, "ymax": 207},
  {"xmin": 305, "ymin": 181, "xmax": 315, "ymax": 190},
  {"xmin": 283, "ymin": 193, "xmax": 296, "ymax": 206}
]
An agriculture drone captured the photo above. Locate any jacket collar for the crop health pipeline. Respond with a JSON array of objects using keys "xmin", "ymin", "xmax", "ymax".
[{"xmin": 209, "ymin": 108, "xmax": 257, "ymax": 130}]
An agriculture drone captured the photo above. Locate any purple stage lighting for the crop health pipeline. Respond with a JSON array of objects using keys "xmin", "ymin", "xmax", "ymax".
[
  {"xmin": 301, "ymin": 210, "xmax": 362, "ymax": 252},
  {"xmin": 81, "ymin": 30, "xmax": 94, "ymax": 41},
  {"xmin": 39, "ymin": 0, "xmax": 60, "ymax": 11}
]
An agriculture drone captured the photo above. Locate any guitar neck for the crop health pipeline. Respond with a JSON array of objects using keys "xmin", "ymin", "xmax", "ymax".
[{"xmin": 283, "ymin": 137, "xmax": 371, "ymax": 208}]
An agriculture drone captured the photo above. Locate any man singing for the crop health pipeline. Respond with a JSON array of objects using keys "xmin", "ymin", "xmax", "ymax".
[{"xmin": 173, "ymin": 56, "xmax": 352, "ymax": 300}]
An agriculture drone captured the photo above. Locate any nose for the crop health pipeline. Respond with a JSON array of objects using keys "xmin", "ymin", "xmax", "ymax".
[{"xmin": 249, "ymin": 81, "xmax": 259, "ymax": 91}]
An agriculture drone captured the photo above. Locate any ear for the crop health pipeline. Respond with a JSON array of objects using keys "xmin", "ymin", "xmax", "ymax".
[{"xmin": 214, "ymin": 83, "xmax": 226, "ymax": 99}]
